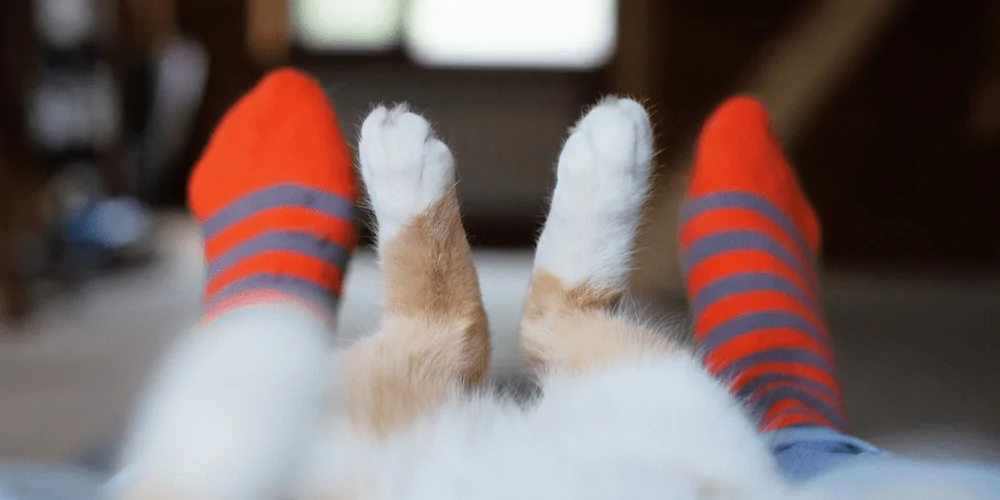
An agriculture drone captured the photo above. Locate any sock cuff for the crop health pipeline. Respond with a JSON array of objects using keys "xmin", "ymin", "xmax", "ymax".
[{"xmin": 203, "ymin": 290, "xmax": 335, "ymax": 326}]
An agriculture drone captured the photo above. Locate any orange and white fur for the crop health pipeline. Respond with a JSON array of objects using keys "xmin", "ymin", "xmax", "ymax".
[{"xmin": 112, "ymin": 98, "xmax": 797, "ymax": 500}]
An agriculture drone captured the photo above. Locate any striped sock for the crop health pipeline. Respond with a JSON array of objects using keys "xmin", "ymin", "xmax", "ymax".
[
  {"xmin": 681, "ymin": 96, "xmax": 845, "ymax": 432},
  {"xmin": 188, "ymin": 68, "xmax": 358, "ymax": 324}
]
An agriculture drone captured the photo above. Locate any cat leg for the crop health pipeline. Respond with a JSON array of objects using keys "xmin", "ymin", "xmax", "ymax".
[
  {"xmin": 342, "ymin": 104, "xmax": 489, "ymax": 437},
  {"xmin": 520, "ymin": 97, "xmax": 676, "ymax": 374},
  {"xmin": 519, "ymin": 99, "xmax": 790, "ymax": 498}
]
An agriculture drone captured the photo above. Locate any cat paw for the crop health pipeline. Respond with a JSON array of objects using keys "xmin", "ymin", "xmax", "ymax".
[
  {"xmin": 555, "ymin": 96, "xmax": 653, "ymax": 199},
  {"xmin": 534, "ymin": 97, "xmax": 654, "ymax": 287},
  {"xmin": 359, "ymin": 104, "xmax": 455, "ymax": 243}
]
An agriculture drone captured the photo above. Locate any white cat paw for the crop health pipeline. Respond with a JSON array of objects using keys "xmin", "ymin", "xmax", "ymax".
[
  {"xmin": 555, "ymin": 96, "xmax": 653, "ymax": 203},
  {"xmin": 535, "ymin": 97, "xmax": 654, "ymax": 287},
  {"xmin": 359, "ymin": 104, "xmax": 455, "ymax": 244}
]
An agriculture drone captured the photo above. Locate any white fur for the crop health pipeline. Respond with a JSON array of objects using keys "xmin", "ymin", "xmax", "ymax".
[
  {"xmin": 358, "ymin": 104, "xmax": 455, "ymax": 246},
  {"xmin": 291, "ymin": 98, "xmax": 790, "ymax": 500},
  {"xmin": 300, "ymin": 353, "xmax": 789, "ymax": 500},
  {"xmin": 113, "ymin": 305, "xmax": 331, "ymax": 500},
  {"xmin": 533, "ymin": 97, "xmax": 654, "ymax": 288}
]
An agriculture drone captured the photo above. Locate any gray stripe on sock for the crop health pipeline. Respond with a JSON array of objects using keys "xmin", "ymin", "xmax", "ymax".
[
  {"xmin": 684, "ymin": 230, "xmax": 812, "ymax": 285},
  {"xmin": 719, "ymin": 348, "xmax": 834, "ymax": 380},
  {"xmin": 734, "ymin": 371, "xmax": 840, "ymax": 402},
  {"xmin": 749, "ymin": 385, "xmax": 845, "ymax": 430},
  {"xmin": 202, "ymin": 184, "xmax": 355, "ymax": 239},
  {"xmin": 701, "ymin": 311, "xmax": 826, "ymax": 353},
  {"xmin": 691, "ymin": 272, "xmax": 817, "ymax": 318},
  {"xmin": 682, "ymin": 191, "xmax": 815, "ymax": 263},
  {"xmin": 206, "ymin": 231, "xmax": 350, "ymax": 281},
  {"xmin": 206, "ymin": 274, "xmax": 337, "ymax": 312}
]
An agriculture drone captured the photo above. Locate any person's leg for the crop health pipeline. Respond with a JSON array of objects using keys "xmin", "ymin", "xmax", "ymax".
[
  {"xmin": 679, "ymin": 96, "xmax": 1000, "ymax": 497},
  {"xmin": 112, "ymin": 68, "xmax": 358, "ymax": 500},
  {"xmin": 679, "ymin": 95, "xmax": 891, "ymax": 482},
  {"xmin": 681, "ymin": 95, "xmax": 844, "ymax": 435}
]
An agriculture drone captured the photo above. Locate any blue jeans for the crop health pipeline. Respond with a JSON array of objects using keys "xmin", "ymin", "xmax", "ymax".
[{"xmin": 769, "ymin": 426, "xmax": 1000, "ymax": 498}]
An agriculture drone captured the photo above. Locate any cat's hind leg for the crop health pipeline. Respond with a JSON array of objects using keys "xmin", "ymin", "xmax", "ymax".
[
  {"xmin": 520, "ymin": 97, "xmax": 676, "ymax": 374},
  {"xmin": 522, "ymin": 99, "xmax": 789, "ymax": 498},
  {"xmin": 341, "ymin": 104, "xmax": 489, "ymax": 437}
]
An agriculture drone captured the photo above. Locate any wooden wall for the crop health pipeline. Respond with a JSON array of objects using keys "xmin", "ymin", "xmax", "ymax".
[{"xmin": 610, "ymin": 0, "xmax": 1000, "ymax": 269}]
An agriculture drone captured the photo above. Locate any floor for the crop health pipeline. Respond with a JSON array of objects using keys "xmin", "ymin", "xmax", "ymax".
[{"xmin": 1, "ymin": 214, "xmax": 999, "ymax": 466}]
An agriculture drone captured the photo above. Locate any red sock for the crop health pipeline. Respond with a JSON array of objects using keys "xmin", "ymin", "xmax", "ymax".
[
  {"xmin": 189, "ymin": 68, "xmax": 358, "ymax": 323},
  {"xmin": 681, "ymin": 96, "xmax": 845, "ymax": 432}
]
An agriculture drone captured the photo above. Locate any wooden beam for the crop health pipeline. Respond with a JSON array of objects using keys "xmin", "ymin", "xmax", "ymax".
[
  {"xmin": 247, "ymin": 0, "xmax": 291, "ymax": 67},
  {"xmin": 967, "ymin": 0, "xmax": 1000, "ymax": 145},
  {"xmin": 744, "ymin": 0, "xmax": 905, "ymax": 144},
  {"xmin": 617, "ymin": 0, "xmax": 905, "ymax": 298}
]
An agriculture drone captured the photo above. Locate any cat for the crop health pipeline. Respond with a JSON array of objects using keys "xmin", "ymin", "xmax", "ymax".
[{"xmin": 112, "ymin": 97, "xmax": 797, "ymax": 500}]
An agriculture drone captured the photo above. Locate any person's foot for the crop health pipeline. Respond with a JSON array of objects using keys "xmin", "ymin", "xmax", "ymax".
[
  {"xmin": 681, "ymin": 96, "xmax": 845, "ymax": 432},
  {"xmin": 188, "ymin": 68, "xmax": 358, "ymax": 323}
]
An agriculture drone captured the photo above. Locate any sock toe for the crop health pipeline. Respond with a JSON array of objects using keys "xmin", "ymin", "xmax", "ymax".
[
  {"xmin": 188, "ymin": 68, "xmax": 358, "ymax": 317},
  {"xmin": 689, "ymin": 95, "xmax": 821, "ymax": 252},
  {"xmin": 189, "ymin": 68, "xmax": 356, "ymax": 222}
]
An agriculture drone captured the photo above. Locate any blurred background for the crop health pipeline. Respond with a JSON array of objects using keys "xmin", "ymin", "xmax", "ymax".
[{"xmin": 0, "ymin": 0, "xmax": 998, "ymax": 473}]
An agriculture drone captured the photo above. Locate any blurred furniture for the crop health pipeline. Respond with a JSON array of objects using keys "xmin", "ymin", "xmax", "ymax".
[
  {"xmin": 0, "ymin": 1, "xmax": 44, "ymax": 320},
  {"xmin": 0, "ymin": 0, "xmax": 150, "ymax": 321}
]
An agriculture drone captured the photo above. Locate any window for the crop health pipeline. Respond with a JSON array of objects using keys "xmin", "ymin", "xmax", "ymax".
[
  {"xmin": 291, "ymin": 0, "xmax": 404, "ymax": 51},
  {"xmin": 290, "ymin": 0, "xmax": 618, "ymax": 69},
  {"xmin": 406, "ymin": 0, "xmax": 617, "ymax": 69}
]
